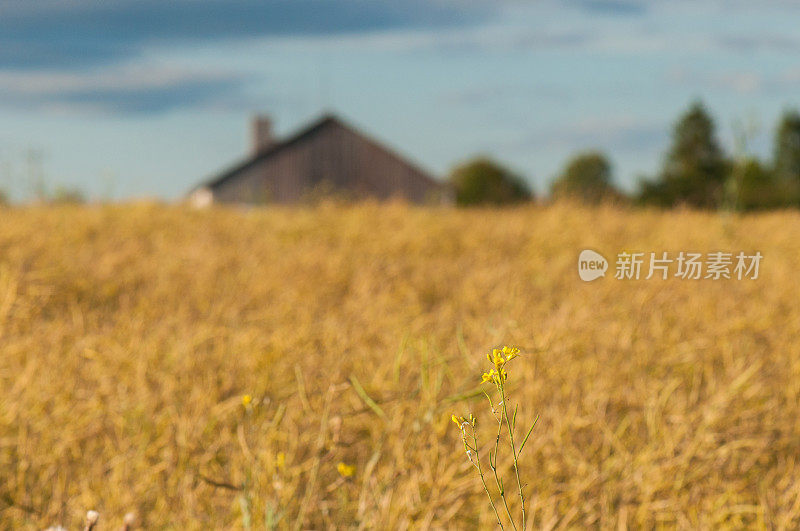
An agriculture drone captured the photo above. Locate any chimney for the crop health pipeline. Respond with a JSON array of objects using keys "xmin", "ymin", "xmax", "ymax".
[{"xmin": 251, "ymin": 115, "xmax": 274, "ymax": 155}]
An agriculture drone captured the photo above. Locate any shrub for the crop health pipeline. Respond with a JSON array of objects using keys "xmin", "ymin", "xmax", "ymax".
[{"xmin": 448, "ymin": 157, "xmax": 532, "ymax": 206}]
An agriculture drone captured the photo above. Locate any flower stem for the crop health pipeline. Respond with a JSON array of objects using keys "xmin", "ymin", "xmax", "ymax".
[
  {"xmin": 491, "ymin": 415, "xmax": 517, "ymax": 530},
  {"xmin": 471, "ymin": 427, "xmax": 505, "ymax": 529},
  {"xmin": 500, "ymin": 383, "xmax": 526, "ymax": 529}
]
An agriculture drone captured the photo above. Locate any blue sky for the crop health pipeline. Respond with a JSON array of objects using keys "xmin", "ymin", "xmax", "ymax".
[{"xmin": 1, "ymin": 0, "xmax": 800, "ymax": 200}]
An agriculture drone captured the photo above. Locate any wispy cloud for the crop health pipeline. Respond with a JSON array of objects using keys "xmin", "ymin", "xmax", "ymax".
[
  {"xmin": 0, "ymin": 65, "xmax": 249, "ymax": 114},
  {"xmin": 667, "ymin": 67, "xmax": 763, "ymax": 95},
  {"xmin": 509, "ymin": 115, "xmax": 668, "ymax": 153},
  {"xmin": 568, "ymin": 0, "xmax": 649, "ymax": 16},
  {"xmin": 666, "ymin": 65, "xmax": 800, "ymax": 96},
  {"xmin": 0, "ymin": 0, "xmax": 492, "ymax": 69},
  {"xmin": 717, "ymin": 34, "xmax": 800, "ymax": 52},
  {"xmin": 0, "ymin": 0, "xmax": 497, "ymax": 116}
]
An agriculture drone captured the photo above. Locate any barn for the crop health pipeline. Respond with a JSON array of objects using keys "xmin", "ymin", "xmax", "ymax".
[{"xmin": 189, "ymin": 114, "xmax": 448, "ymax": 206}]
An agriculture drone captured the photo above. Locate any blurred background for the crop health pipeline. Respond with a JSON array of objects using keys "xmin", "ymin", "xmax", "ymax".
[{"xmin": 1, "ymin": 0, "xmax": 800, "ymax": 206}]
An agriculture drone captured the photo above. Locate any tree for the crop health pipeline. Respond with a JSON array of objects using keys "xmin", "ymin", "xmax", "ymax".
[
  {"xmin": 50, "ymin": 185, "xmax": 86, "ymax": 205},
  {"xmin": 733, "ymin": 157, "xmax": 794, "ymax": 211},
  {"xmin": 550, "ymin": 150, "xmax": 622, "ymax": 204},
  {"xmin": 638, "ymin": 101, "xmax": 729, "ymax": 208},
  {"xmin": 773, "ymin": 109, "xmax": 800, "ymax": 186},
  {"xmin": 448, "ymin": 157, "xmax": 532, "ymax": 206}
]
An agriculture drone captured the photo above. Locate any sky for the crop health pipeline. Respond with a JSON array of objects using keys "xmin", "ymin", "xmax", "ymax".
[{"xmin": 1, "ymin": 0, "xmax": 800, "ymax": 201}]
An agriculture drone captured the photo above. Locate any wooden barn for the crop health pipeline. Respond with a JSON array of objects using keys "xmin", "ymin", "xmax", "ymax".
[{"xmin": 189, "ymin": 114, "xmax": 448, "ymax": 206}]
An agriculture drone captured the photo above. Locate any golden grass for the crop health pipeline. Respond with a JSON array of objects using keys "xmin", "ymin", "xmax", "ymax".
[{"xmin": 1, "ymin": 202, "xmax": 800, "ymax": 529}]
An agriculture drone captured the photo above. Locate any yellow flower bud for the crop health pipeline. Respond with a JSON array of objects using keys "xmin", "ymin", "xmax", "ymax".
[{"xmin": 337, "ymin": 462, "xmax": 356, "ymax": 478}]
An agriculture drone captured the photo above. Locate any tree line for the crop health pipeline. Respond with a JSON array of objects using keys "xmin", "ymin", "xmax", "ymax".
[{"xmin": 448, "ymin": 101, "xmax": 800, "ymax": 210}]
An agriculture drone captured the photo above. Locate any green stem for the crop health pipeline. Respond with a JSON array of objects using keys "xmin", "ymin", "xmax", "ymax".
[
  {"xmin": 471, "ymin": 427, "xmax": 505, "ymax": 530},
  {"xmin": 500, "ymin": 382, "xmax": 526, "ymax": 529},
  {"xmin": 491, "ymin": 416, "xmax": 517, "ymax": 530}
]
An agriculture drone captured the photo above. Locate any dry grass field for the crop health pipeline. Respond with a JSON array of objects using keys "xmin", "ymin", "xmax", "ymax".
[{"xmin": 1, "ymin": 202, "xmax": 800, "ymax": 529}]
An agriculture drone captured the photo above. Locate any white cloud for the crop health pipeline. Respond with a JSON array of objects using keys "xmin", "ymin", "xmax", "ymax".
[
  {"xmin": 0, "ymin": 62, "xmax": 248, "ymax": 114},
  {"xmin": 0, "ymin": 64, "xmax": 235, "ymax": 95}
]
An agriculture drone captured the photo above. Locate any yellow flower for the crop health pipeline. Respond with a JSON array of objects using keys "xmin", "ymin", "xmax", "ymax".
[
  {"xmin": 276, "ymin": 452, "xmax": 286, "ymax": 470},
  {"xmin": 482, "ymin": 347, "xmax": 521, "ymax": 385},
  {"xmin": 241, "ymin": 394, "xmax": 252, "ymax": 407},
  {"xmin": 502, "ymin": 346, "xmax": 521, "ymax": 361},
  {"xmin": 488, "ymin": 349, "xmax": 506, "ymax": 370},
  {"xmin": 337, "ymin": 462, "xmax": 356, "ymax": 478},
  {"xmin": 452, "ymin": 414, "xmax": 467, "ymax": 427},
  {"xmin": 481, "ymin": 368, "xmax": 500, "ymax": 384},
  {"xmin": 453, "ymin": 413, "xmax": 476, "ymax": 430}
]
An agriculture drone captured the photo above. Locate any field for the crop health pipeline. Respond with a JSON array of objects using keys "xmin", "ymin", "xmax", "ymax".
[{"xmin": 1, "ymin": 202, "xmax": 800, "ymax": 529}]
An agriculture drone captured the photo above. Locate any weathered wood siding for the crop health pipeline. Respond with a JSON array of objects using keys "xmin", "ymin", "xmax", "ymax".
[{"xmin": 209, "ymin": 119, "xmax": 443, "ymax": 204}]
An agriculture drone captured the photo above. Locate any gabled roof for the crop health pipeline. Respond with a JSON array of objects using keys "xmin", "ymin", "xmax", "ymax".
[{"xmin": 195, "ymin": 113, "xmax": 440, "ymax": 192}]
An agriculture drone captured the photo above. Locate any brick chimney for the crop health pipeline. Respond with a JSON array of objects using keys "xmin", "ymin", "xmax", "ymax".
[{"xmin": 251, "ymin": 115, "xmax": 274, "ymax": 155}]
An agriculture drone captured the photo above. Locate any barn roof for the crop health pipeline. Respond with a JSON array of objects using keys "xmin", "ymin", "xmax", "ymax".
[{"xmin": 196, "ymin": 113, "xmax": 440, "ymax": 192}]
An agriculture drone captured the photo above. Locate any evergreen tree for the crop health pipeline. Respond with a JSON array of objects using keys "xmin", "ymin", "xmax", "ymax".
[
  {"xmin": 638, "ymin": 101, "xmax": 729, "ymax": 208},
  {"xmin": 773, "ymin": 109, "xmax": 800, "ymax": 185}
]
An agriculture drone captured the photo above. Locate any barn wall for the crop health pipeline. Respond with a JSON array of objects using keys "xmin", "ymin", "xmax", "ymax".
[{"xmin": 210, "ymin": 121, "xmax": 444, "ymax": 204}]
